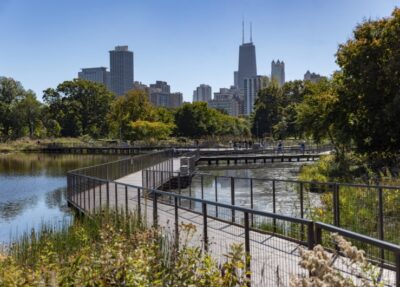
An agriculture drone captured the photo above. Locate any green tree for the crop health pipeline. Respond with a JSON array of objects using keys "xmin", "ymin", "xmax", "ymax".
[
  {"xmin": 43, "ymin": 79, "xmax": 114, "ymax": 138},
  {"xmin": 128, "ymin": 120, "xmax": 173, "ymax": 140},
  {"xmin": 175, "ymin": 102, "xmax": 214, "ymax": 138},
  {"xmin": 334, "ymin": 8, "xmax": 400, "ymax": 161},
  {"xmin": 108, "ymin": 90, "xmax": 154, "ymax": 140},
  {"xmin": 251, "ymin": 84, "xmax": 282, "ymax": 138},
  {"xmin": 15, "ymin": 91, "xmax": 43, "ymax": 138}
]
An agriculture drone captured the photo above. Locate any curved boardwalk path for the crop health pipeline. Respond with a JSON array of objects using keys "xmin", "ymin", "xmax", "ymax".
[{"xmin": 68, "ymin": 154, "xmax": 398, "ymax": 287}]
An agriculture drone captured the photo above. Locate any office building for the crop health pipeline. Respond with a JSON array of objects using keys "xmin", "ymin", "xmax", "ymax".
[
  {"xmin": 109, "ymin": 45, "xmax": 134, "ymax": 96},
  {"xmin": 243, "ymin": 75, "xmax": 269, "ymax": 115},
  {"xmin": 193, "ymin": 84, "xmax": 212, "ymax": 102},
  {"xmin": 236, "ymin": 22, "xmax": 257, "ymax": 93},
  {"xmin": 271, "ymin": 60, "xmax": 285, "ymax": 86},
  {"xmin": 78, "ymin": 67, "xmax": 110, "ymax": 88}
]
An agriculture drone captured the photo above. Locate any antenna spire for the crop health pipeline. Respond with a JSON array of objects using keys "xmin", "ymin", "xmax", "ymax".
[
  {"xmin": 250, "ymin": 22, "xmax": 253, "ymax": 42},
  {"xmin": 242, "ymin": 19, "xmax": 244, "ymax": 44}
]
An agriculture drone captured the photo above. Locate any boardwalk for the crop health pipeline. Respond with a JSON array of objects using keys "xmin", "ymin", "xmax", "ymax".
[{"xmin": 67, "ymin": 154, "xmax": 398, "ymax": 287}]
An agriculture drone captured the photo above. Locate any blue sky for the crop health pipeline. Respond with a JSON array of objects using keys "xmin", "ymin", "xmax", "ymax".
[{"xmin": 1, "ymin": 0, "xmax": 399, "ymax": 102}]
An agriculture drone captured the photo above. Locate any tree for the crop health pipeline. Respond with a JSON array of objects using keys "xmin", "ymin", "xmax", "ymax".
[
  {"xmin": 16, "ymin": 91, "xmax": 42, "ymax": 137},
  {"xmin": 128, "ymin": 120, "xmax": 173, "ymax": 140},
  {"xmin": 334, "ymin": 8, "xmax": 400, "ymax": 160},
  {"xmin": 43, "ymin": 79, "xmax": 114, "ymax": 138},
  {"xmin": 108, "ymin": 90, "xmax": 154, "ymax": 140},
  {"xmin": 251, "ymin": 84, "xmax": 282, "ymax": 138}
]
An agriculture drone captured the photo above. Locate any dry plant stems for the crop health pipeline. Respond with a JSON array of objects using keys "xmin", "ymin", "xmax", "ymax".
[{"xmin": 291, "ymin": 233, "xmax": 385, "ymax": 287}]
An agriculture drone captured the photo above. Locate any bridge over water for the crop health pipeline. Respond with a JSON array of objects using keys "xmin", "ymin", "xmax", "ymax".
[{"xmin": 67, "ymin": 149, "xmax": 400, "ymax": 286}]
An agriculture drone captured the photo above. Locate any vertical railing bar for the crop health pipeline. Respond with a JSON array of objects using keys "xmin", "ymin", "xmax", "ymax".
[{"xmin": 202, "ymin": 202, "xmax": 208, "ymax": 252}]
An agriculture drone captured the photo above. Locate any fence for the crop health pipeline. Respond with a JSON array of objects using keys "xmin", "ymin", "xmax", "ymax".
[
  {"xmin": 145, "ymin": 171, "xmax": 400, "ymax": 262},
  {"xmin": 66, "ymin": 171, "xmax": 400, "ymax": 286}
]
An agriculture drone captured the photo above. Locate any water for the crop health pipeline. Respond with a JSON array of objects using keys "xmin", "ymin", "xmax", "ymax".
[
  {"xmin": 0, "ymin": 153, "xmax": 122, "ymax": 243},
  {"xmin": 182, "ymin": 162, "xmax": 322, "ymax": 218}
]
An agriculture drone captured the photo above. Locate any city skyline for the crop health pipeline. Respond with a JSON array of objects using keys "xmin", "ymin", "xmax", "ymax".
[{"xmin": 1, "ymin": 0, "xmax": 398, "ymax": 102}]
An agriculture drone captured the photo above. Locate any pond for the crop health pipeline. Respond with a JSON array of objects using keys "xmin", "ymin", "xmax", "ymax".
[{"xmin": 0, "ymin": 153, "xmax": 122, "ymax": 243}]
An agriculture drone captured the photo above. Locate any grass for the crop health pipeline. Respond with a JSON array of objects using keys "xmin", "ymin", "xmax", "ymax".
[{"xmin": 0, "ymin": 210, "xmax": 250, "ymax": 287}]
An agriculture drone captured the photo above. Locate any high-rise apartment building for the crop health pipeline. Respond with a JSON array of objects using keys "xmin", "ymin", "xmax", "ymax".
[
  {"xmin": 271, "ymin": 60, "xmax": 285, "ymax": 86},
  {"xmin": 208, "ymin": 87, "xmax": 241, "ymax": 116},
  {"xmin": 109, "ymin": 46, "xmax": 134, "ymax": 96},
  {"xmin": 149, "ymin": 81, "xmax": 182, "ymax": 108},
  {"xmin": 237, "ymin": 31, "xmax": 257, "ymax": 93},
  {"xmin": 304, "ymin": 70, "xmax": 325, "ymax": 83},
  {"xmin": 78, "ymin": 67, "xmax": 110, "ymax": 88},
  {"xmin": 243, "ymin": 75, "xmax": 269, "ymax": 115},
  {"xmin": 193, "ymin": 84, "xmax": 212, "ymax": 102}
]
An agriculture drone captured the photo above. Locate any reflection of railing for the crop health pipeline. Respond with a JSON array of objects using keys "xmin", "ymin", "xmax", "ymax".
[{"xmin": 66, "ymin": 171, "xmax": 400, "ymax": 287}]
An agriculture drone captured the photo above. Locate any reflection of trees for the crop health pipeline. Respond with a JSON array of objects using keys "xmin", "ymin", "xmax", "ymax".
[
  {"xmin": 0, "ymin": 195, "xmax": 38, "ymax": 220},
  {"xmin": 45, "ymin": 187, "xmax": 66, "ymax": 209},
  {"xmin": 0, "ymin": 153, "xmax": 122, "ymax": 176}
]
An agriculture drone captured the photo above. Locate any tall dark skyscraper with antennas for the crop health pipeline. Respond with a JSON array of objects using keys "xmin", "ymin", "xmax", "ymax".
[{"xmin": 235, "ymin": 21, "xmax": 257, "ymax": 92}]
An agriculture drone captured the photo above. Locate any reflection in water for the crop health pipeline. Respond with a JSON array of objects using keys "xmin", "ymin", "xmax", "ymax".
[
  {"xmin": 183, "ymin": 162, "xmax": 322, "ymax": 218},
  {"xmin": 0, "ymin": 153, "xmax": 123, "ymax": 243}
]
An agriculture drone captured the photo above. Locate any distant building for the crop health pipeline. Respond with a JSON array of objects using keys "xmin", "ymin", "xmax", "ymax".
[
  {"xmin": 271, "ymin": 60, "xmax": 285, "ymax": 86},
  {"xmin": 243, "ymin": 75, "xmax": 269, "ymax": 115},
  {"xmin": 209, "ymin": 87, "xmax": 241, "ymax": 116},
  {"xmin": 109, "ymin": 45, "xmax": 134, "ymax": 96},
  {"xmin": 237, "ymin": 22, "xmax": 257, "ymax": 93},
  {"xmin": 304, "ymin": 70, "xmax": 325, "ymax": 83},
  {"xmin": 132, "ymin": 81, "xmax": 149, "ymax": 91},
  {"xmin": 149, "ymin": 81, "xmax": 182, "ymax": 108},
  {"xmin": 193, "ymin": 84, "xmax": 212, "ymax": 102},
  {"xmin": 78, "ymin": 67, "xmax": 110, "ymax": 88}
]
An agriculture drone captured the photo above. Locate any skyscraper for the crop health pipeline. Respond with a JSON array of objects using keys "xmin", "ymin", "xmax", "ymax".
[
  {"xmin": 243, "ymin": 75, "xmax": 269, "ymax": 115},
  {"xmin": 78, "ymin": 67, "xmax": 110, "ymax": 88},
  {"xmin": 109, "ymin": 46, "xmax": 134, "ymax": 96},
  {"xmin": 237, "ymin": 22, "xmax": 257, "ymax": 92},
  {"xmin": 304, "ymin": 70, "xmax": 325, "ymax": 83},
  {"xmin": 193, "ymin": 84, "xmax": 212, "ymax": 102},
  {"xmin": 271, "ymin": 60, "xmax": 285, "ymax": 86}
]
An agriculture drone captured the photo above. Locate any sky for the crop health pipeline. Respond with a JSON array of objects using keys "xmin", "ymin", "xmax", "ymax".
[{"xmin": 1, "ymin": 0, "xmax": 399, "ymax": 102}]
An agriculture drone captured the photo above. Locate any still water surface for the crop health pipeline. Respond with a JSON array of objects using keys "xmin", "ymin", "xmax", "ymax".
[{"xmin": 0, "ymin": 153, "xmax": 122, "ymax": 243}]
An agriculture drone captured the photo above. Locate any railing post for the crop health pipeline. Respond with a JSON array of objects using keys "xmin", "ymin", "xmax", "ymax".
[
  {"xmin": 396, "ymin": 252, "xmax": 400, "ymax": 287},
  {"xmin": 174, "ymin": 197, "xmax": 179, "ymax": 248},
  {"xmin": 202, "ymin": 202, "xmax": 208, "ymax": 251},
  {"xmin": 178, "ymin": 172, "xmax": 181, "ymax": 206},
  {"xmin": 153, "ymin": 191, "xmax": 158, "ymax": 228},
  {"xmin": 137, "ymin": 188, "xmax": 141, "ymax": 221},
  {"xmin": 115, "ymin": 182, "xmax": 118, "ymax": 213},
  {"xmin": 272, "ymin": 180, "xmax": 276, "ymax": 232},
  {"xmin": 333, "ymin": 184, "xmax": 340, "ymax": 227},
  {"xmin": 250, "ymin": 178, "xmax": 254, "ymax": 227},
  {"xmin": 92, "ymin": 180, "xmax": 96, "ymax": 214},
  {"xmin": 315, "ymin": 224, "xmax": 322, "ymax": 245},
  {"xmin": 307, "ymin": 222, "xmax": 315, "ymax": 250},
  {"xmin": 231, "ymin": 177, "xmax": 235, "ymax": 222},
  {"xmin": 378, "ymin": 186, "xmax": 385, "ymax": 261},
  {"xmin": 300, "ymin": 182, "xmax": 304, "ymax": 241},
  {"xmin": 106, "ymin": 182, "xmax": 110, "ymax": 210},
  {"xmin": 244, "ymin": 212, "xmax": 251, "ymax": 285},
  {"xmin": 125, "ymin": 185, "xmax": 128, "ymax": 215},
  {"xmin": 215, "ymin": 176, "xmax": 218, "ymax": 218}
]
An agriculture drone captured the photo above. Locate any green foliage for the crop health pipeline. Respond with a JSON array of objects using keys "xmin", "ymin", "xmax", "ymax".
[
  {"xmin": 0, "ymin": 212, "xmax": 249, "ymax": 287},
  {"xmin": 175, "ymin": 102, "xmax": 249, "ymax": 138},
  {"xmin": 0, "ymin": 77, "xmax": 44, "ymax": 140},
  {"xmin": 43, "ymin": 79, "xmax": 114, "ymax": 138},
  {"xmin": 128, "ymin": 120, "xmax": 174, "ymax": 141},
  {"xmin": 108, "ymin": 90, "xmax": 155, "ymax": 139}
]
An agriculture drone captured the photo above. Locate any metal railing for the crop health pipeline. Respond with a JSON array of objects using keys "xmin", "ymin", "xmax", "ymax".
[
  {"xmin": 66, "ymin": 149, "xmax": 400, "ymax": 286},
  {"xmin": 146, "ymin": 171, "xmax": 400, "ymax": 260}
]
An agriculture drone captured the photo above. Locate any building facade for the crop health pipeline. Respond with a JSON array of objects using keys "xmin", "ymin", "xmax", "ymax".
[
  {"xmin": 304, "ymin": 70, "xmax": 325, "ymax": 83},
  {"xmin": 193, "ymin": 84, "xmax": 212, "ymax": 102},
  {"xmin": 271, "ymin": 60, "xmax": 285, "ymax": 86},
  {"xmin": 148, "ymin": 81, "xmax": 182, "ymax": 108},
  {"xmin": 109, "ymin": 46, "xmax": 134, "ymax": 96},
  {"xmin": 209, "ymin": 87, "xmax": 241, "ymax": 116},
  {"xmin": 243, "ymin": 75, "xmax": 269, "ymax": 115},
  {"xmin": 78, "ymin": 67, "xmax": 110, "ymax": 88}
]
